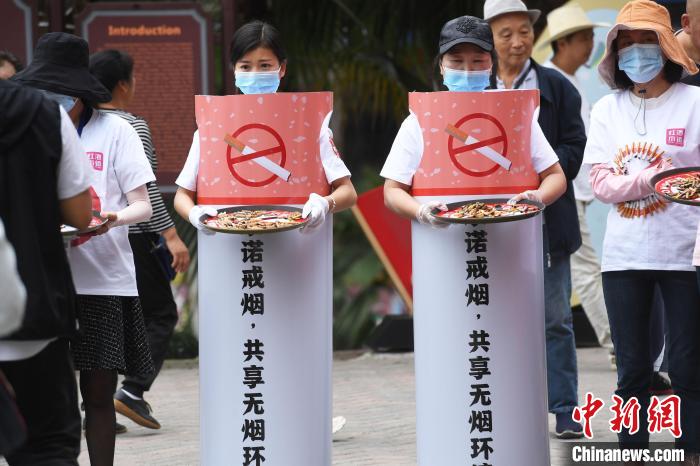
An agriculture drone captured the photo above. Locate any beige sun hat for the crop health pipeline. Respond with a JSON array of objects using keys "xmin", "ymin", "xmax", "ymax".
[
  {"xmin": 537, "ymin": 2, "xmax": 610, "ymax": 49},
  {"xmin": 598, "ymin": 0, "xmax": 698, "ymax": 87},
  {"xmin": 483, "ymin": 0, "xmax": 541, "ymax": 24}
]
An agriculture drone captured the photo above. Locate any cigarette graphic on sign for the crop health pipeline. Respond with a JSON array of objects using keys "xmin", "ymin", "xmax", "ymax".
[
  {"xmin": 445, "ymin": 124, "xmax": 512, "ymax": 171},
  {"xmin": 223, "ymin": 134, "xmax": 292, "ymax": 182}
]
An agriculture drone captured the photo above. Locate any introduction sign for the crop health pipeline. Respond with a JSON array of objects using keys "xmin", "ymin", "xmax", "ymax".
[
  {"xmin": 0, "ymin": 0, "xmax": 36, "ymax": 67},
  {"xmin": 76, "ymin": 2, "xmax": 214, "ymax": 185}
]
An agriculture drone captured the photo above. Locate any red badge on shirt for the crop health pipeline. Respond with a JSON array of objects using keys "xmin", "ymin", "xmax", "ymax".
[
  {"xmin": 666, "ymin": 128, "xmax": 685, "ymax": 147},
  {"xmin": 87, "ymin": 152, "xmax": 104, "ymax": 171}
]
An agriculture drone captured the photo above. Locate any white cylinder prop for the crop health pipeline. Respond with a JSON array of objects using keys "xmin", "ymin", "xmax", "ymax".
[
  {"xmin": 406, "ymin": 90, "xmax": 550, "ymax": 465},
  {"xmin": 193, "ymin": 93, "xmax": 337, "ymax": 466},
  {"xmin": 412, "ymin": 206, "xmax": 548, "ymax": 465},
  {"xmin": 198, "ymin": 219, "xmax": 332, "ymax": 466}
]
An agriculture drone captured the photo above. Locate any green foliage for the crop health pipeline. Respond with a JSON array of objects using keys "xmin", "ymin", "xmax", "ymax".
[
  {"xmin": 263, "ymin": 0, "xmax": 486, "ymax": 124},
  {"xmin": 165, "ymin": 199, "xmax": 200, "ymax": 359}
]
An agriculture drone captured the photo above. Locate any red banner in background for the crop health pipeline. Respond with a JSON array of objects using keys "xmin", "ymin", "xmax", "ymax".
[{"xmin": 352, "ymin": 186, "xmax": 413, "ymax": 312}]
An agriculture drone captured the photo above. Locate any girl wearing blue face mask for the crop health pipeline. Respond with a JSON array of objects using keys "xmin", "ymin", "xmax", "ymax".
[
  {"xmin": 174, "ymin": 20, "xmax": 356, "ymax": 231},
  {"xmin": 583, "ymin": 0, "xmax": 700, "ymax": 459},
  {"xmin": 382, "ymin": 15, "xmax": 566, "ymax": 225}
]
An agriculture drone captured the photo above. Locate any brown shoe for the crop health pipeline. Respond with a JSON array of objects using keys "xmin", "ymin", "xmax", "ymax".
[{"xmin": 114, "ymin": 389, "xmax": 161, "ymax": 429}]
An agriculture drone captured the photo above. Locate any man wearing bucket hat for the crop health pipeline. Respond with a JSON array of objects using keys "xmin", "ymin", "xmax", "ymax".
[
  {"xmin": 14, "ymin": 32, "xmax": 157, "ymax": 465},
  {"xmin": 484, "ymin": 0, "xmax": 587, "ymax": 439},
  {"xmin": 0, "ymin": 43, "xmax": 95, "ymax": 464},
  {"xmin": 584, "ymin": 1, "xmax": 700, "ymax": 461},
  {"xmin": 540, "ymin": 2, "xmax": 614, "ymax": 353}
]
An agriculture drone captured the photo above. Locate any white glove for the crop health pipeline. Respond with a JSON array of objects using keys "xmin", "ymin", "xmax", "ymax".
[
  {"xmin": 301, "ymin": 193, "xmax": 330, "ymax": 234},
  {"xmin": 416, "ymin": 201, "xmax": 449, "ymax": 229},
  {"xmin": 188, "ymin": 205, "xmax": 218, "ymax": 235},
  {"xmin": 508, "ymin": 190, "xmax": 543, "ymax": 205}
]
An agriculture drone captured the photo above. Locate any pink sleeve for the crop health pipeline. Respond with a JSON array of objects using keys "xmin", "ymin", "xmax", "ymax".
[
  {"xmin": 589, "ymin": 163, "xmax": 662, "ymax": 204},
  {"xmin": 111, "ymin": 185, "xmax": 152, "ymax": 227}
]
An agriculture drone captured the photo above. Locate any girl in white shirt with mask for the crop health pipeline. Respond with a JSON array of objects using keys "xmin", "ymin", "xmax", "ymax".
[
  {"xmin": 174, "ymin": 20, "xmax": 356, "ymax": 228},
  {"xmin": 582, "ymin": 1, "xmax": 700, "ymax": 458}
]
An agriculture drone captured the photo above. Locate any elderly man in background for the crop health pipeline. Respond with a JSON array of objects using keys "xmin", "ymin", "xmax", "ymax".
[
  {"xmin": 484, "ymin": 0, "xmax": 587, "ymax": 439},
  {"xmin": 540, "ymin": 2, "xmax": 613, "ymax": 353}
]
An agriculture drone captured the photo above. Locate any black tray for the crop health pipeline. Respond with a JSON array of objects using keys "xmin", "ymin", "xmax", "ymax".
[
  {"xmin": 431, "ymin": 198, "xmax": 545, "ymax": 225},
  {"xmin": 200, "ymin": 205, "xmax": 308, "ymax": 235},
  {"xmin": 650, "ymin": 166, "xmax": 700, "ymax": 207},
  {"xmin": 61, "ymin": 210, "xmax": 107, "ymax": 236}
]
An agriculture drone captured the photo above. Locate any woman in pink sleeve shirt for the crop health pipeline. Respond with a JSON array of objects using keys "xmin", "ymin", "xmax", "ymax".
[{"xmin": 582, "ymin": 1, "xmax": 700, "ymax": 459}]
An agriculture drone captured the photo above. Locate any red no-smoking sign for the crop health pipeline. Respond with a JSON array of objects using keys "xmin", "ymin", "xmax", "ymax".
[
  {"xmin": 226, "ymin": 123, "xmax": 287, "ymax": 187},
  {"xmin": 447, "ymin": 113, "xmax": 508, "ymax": 178}
]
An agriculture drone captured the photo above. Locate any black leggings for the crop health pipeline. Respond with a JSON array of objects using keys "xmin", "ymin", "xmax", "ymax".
[{"xmin": 80, "ymin": 369, "xmax": 118, "ymax": 466}]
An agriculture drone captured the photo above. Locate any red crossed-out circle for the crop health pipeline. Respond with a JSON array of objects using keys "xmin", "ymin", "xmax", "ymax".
[
  {"xmin": 447, "ymin": 113, "xmax": 508, "ymax": 178},
  {"xmin": 226, "ymin": 123, "xmax": 286, "ymax": 187}
]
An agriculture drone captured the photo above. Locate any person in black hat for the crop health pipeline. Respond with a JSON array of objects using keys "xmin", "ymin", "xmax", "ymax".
[
  {"xmin": 14, "ymin": 32, "xmax": 157, "ymax": 465},
  {"xmin": 0, "ymin": 64, "xmax": 93, "ymax": 464},
  {"xmin": 382, "ymin": 15, "xmax": 566, "ymax": 221}
]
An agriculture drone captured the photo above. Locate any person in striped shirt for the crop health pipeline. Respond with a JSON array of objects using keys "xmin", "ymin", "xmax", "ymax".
[{"xmin": 90, "ymin": 49, "xmax": 190, "ymax": 432}]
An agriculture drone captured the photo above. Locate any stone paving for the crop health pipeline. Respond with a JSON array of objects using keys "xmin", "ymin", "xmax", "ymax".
[{"xmin": 2, "ymin": 347, "xmax": 679, "ymax": 465}]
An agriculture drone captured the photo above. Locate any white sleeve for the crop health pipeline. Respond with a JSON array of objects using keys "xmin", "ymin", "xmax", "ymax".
[
  {"xmin": 0, "ymin": 220, "xmax": 25, "ymax": 338},
  {"xmin": 530, "ymin": 118, "xmax": 559, "ymax": 173},
  {"xmin": 57, "ymin": 107, "xmax": 91, "ymax": 200},
  {"xmin": 583, "ymin": 100, "xmax": 613, "ymax": 166},
  {"xmin": 319, "ymin": 128, "xmax": 351, "ymax": 183},
  {"xmin": 175, "ymin": 130, "xmax": 200, "ymax": 191},
  {"xmin": 113, "ymin": 120, "xmax": 155, "ymax": 194},
  {"xmin": 380, "ymin": 113, "xmax": 424, "ymax": 185}
]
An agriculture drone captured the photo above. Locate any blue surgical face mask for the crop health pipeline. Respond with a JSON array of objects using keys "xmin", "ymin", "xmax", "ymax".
[
  {"xmin": 42, "ymin": 90, "xmax": 78, "ymax": 112},
  {"xmin": 443, "ymin": 68, "xmax": 491, "ymax": 92},
  {"xmin": 234, "ymin": 69, "xmax": 281, "ymax": 94},
  {"xmin": 617, "ymin": 44, "xmax": 666, "ymax": 84}
]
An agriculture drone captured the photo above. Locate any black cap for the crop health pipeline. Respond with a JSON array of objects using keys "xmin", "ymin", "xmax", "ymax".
[
  {"xmin": 439, "ymin": 16, "xmax": 494, "ymax": 55},
  {"xmin": 12, "ymin": 32, "xmax": 111, "ymax": 103}
]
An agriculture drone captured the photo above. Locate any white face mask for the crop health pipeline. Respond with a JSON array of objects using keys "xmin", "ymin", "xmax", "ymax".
[
  {"xmin": 234, "ymin": 68, "xmax": 281, "ymax": 94},
  {"xmin": 617, "ymin": 44, "xmax": 666, "ymax": 84},
  {"xmin": 442, "ymin": 68, "xmax": 491, "ymax": 92},
  {"xmin": 41, "ymin": 90, "xmax": 78, "ymax": 112}
]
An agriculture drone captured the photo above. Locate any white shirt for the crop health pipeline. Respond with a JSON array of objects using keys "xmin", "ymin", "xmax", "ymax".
[
  {"xmin": 544, "ymin": 60, "xmax": 594, "ymax": 202},
  {"xmin": 176, "ymin": 128, "xmax": 351, "ymax": 191},
  {"xmin": 0, "ymin": 107, "xmax": 92, "ymax": 361},
  {"xmin": 496, "ymin": 59, "xmax": 538, "ymax": 91},
  {"xmin": 380, "ymin": 102, "xmax": 559, "ymax": 186},
  {"xmin": 0, "ymin": 219, "xmax": 25, "ymax": 338},
  {"xmin": 583, "ymin": 83, "xmax": 700, "ymax": 272},
  {"xmin": 67, "ymin": 110, "xmax": 155, "ymax": 296}
]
